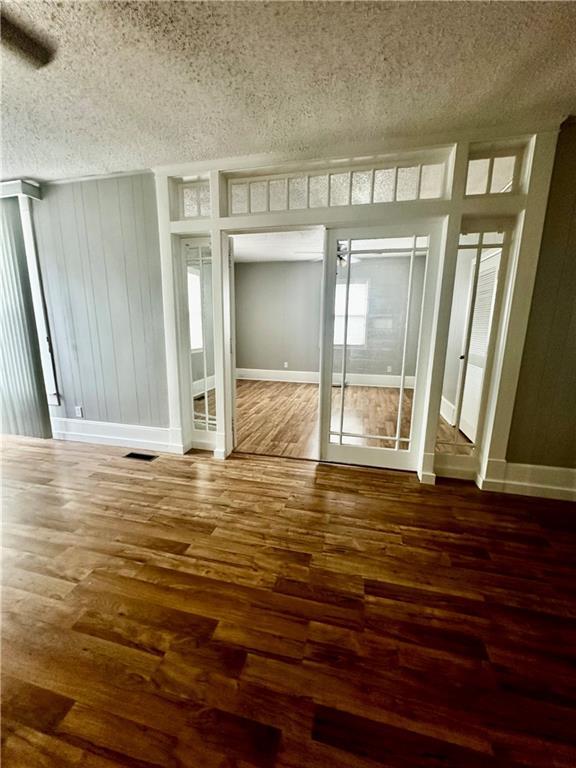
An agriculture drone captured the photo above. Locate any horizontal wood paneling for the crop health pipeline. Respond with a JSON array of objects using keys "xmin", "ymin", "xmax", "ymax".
[{"xmin": 32, "ymin": 173, "xmax": 169, "ymax": 427}]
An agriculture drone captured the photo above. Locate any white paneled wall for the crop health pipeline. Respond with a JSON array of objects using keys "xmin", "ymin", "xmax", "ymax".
[
  {"xmin": 1, "ymin": 198, "xmax": 51, "ymax": 437},
  {"xmin": 32, "ymin": 174, "xmax": 169, "ymax": 427}
]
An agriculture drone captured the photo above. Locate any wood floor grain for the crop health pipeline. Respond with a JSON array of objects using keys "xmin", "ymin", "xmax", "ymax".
[
  {"xmin": 1, "ymin": 435, "xmax": 576, "ymax": 767},
  {"xmin": 234, "ymin": 379, "xmax": 471, "ymax": 459}
]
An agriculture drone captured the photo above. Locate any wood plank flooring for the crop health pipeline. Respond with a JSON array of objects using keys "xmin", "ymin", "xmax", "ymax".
[
  {"xmin": 2, "ymin": 435, "xmax": 576, "ymax": 767},
  {"xmin": 234, "ymin": 380, "xmax": 471, "ymax": 460}
]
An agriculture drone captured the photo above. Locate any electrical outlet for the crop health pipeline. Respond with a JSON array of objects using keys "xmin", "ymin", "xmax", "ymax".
[
  {"xmin": 75, "ymin": 405, "xmax": 84, "ymax": 418},
  {"xmin": 387, "ymin": 365, "xmax": 392, "ymax": 373},
  {"xmin": 283, "ymin": 362, "xmax": 288, "ymax": 369}
]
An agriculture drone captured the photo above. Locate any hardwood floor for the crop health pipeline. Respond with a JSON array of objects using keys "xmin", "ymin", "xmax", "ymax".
[
  {"xmin": 234, "ymin": 380, "xmax": 471, "ymax": 460},
  {"xmin": 2, "ymin": 435, "xmax": 576, "ymax": 767},
  {"xmin": 235, "ymin": 380, "xmax": 320, "ymax": 459}
]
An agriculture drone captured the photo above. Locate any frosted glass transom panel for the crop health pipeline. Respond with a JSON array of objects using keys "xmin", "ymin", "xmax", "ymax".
[
  {"xmin": 231, "ymin": 183, "xmax": 249, "ymax": 214},
  {"xmin": 396, "ymin": 167, "xmax": 420, "ymax": 201},
  {"xmin": 419, "ymin": 163, "xmax": 444, "ymax": 199},
  {"xmin": 309, "ymin": 175, "xmax": 329, "ymax": 208},
  {"xmin": 269, "ymin": 179, "xmax": 287, "ymax": 211},
  {"xmin": 373, "ymin": 169, "xmax": 395, "ymax": 203},
  {"xmin": 227, "ymin": 156, "xmax": 447, "ymax": 215},
  {"xmin": 182, "ymin": 181, "xmax": 211, "ymax": 218},
  {"xmin": 351, "ymin": 171, "xmax": 372, "ymax": 205},
  {"xmin": 249, "ymin": 181, "xmax": 267, "ymax": 213},
  {"xmin": 330, "ymin": 173, "xmax": 350, "ymax": 206},
  {"xmin": 289, "ymin": 177, "xmax": 307, "ymax": 209}
]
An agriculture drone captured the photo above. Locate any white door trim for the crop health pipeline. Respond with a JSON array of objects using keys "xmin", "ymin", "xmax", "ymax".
[{"xmin": 319, "ymin": 220, "xmax": 443, "ymax": 474}]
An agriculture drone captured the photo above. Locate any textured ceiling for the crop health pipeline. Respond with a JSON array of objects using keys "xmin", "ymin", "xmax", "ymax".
[{"xmin": 2, "ymin": 1, "xmax": 576, "ymax": 181}]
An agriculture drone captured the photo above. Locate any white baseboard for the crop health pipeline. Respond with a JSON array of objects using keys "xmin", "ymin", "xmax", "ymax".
[
  {"xmin": 51, "ymin": 417, "xmax": 184, "ymax": 454},
  {"xmin": 477, "ymin": 460, "xmax": 576, "ymax": 502},
  {"xmin": 236, "ymin": 369, "xmax": 415, "ymax": 388},
  {"xmin": 237, "ymin": 368, "xmax": 318, "ymax": 384},
  {"xmin": 51, "ymin": 417, "xmax": 226, "ymax": 459},
  {"xmin": 440, "ymin": 396, "xmax": 455, "ymax": 425},
  {"xmin": 434, "ymin": 453, "xmax": 478, "ymax": 480}
]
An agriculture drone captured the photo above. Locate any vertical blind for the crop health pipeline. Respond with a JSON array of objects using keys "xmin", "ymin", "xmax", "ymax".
[{"xmin": 0, "ymin": 198, "xmax": 51, "ymax": 438}]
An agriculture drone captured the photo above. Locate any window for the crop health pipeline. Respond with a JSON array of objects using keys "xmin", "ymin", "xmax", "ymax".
[
  {"xmin": 187, "ymin": 269, "xmax": 203, "ymax": 350},
  {"xmin": 334, "ymin": 282, "xmax": 368, "ymax": 345}
]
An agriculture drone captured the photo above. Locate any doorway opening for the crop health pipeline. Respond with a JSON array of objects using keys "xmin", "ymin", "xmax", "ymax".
[
  {"xmin": 229, "ymin": 220, "xmax": 443, "ymax": 473},
  {"xmin": 231, "ymin": 229, "xmax": 324, "ymax": 460}
]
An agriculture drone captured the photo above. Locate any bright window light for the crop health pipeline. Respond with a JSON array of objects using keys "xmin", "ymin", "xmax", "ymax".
[
  {"xmin": 187, "ymin": 269, "xmax": 204, "ymax": 350},
  {"xmin": 334, "ymin": 282, "xmax": 368, "ymax": 345}
]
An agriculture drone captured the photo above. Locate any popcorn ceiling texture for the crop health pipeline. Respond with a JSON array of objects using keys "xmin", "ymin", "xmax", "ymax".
[{"xmin": 2, "ymin": 1, "xmax": 576, "ymax": 181}]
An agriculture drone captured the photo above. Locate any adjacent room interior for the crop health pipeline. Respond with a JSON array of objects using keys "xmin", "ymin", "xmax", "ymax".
[
  {"xmin": 231, "ymin": 227, "xmax": 496, "ymax": 462},
  {"xmin": 232, "ymin": 229, "xmax": 323, "ymax": 459}
]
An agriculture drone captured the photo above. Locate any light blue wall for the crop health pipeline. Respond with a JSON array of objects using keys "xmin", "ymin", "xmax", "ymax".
[{"xmin": 32, "ymin": 173, "xmax": 169, "ymax": 427}]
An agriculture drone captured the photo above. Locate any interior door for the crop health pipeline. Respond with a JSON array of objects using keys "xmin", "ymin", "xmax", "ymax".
[{"xmin": 319, "ymin": 223, "xmax": 441, "ymax": 471}]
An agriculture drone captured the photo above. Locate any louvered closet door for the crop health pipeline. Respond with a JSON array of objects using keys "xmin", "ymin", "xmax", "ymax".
[{"xmin": 460, "ymin": 250, "xmax": 500, "ymax": 442}]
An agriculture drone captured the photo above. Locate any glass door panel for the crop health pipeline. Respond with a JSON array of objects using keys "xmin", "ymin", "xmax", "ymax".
[
  {"xmin": 320, "ymin": 225, "xmax": 437, "ymax": 471},
  {"xmin": 436, "ymin": 229, "xmax": 507, "ymax": 456},
  {"xmin": 183, "ymin": 240, "xmax": 217, "ymax": 433}
]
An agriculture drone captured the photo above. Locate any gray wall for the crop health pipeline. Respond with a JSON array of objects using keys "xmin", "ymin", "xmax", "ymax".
[
  {"xmin": 235, "ymin": 261, "xmax": 323, "ymax": 372},
  {"xmin": 33, "ymin": 173, "xmax": 169, "ymax": 427},
  {"xmin": 234, "ymin": 256, "xmax": 424, "ymax": 376},
  {"xmin": 333, "ymin": 256, "xmax": 425, "ymax": 377},
  {"xmin": 507, "ymin": 120, "xmax": 576, "ymax": 469}
]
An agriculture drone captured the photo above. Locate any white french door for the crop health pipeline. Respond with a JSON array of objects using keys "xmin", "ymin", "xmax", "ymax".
[{"xmin": 319, "ymin": 222, "xmax": 442, "ymax": 471}]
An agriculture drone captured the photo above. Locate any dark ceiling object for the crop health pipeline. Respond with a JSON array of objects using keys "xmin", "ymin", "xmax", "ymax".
[{"xmin": 1, "ymin": 12, "xmax": 56, "ymax": 68}]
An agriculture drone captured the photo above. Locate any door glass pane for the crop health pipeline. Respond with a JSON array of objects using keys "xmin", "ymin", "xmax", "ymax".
[
  {"xmin": 436, "ymin": 232, "xmax": 503, "ymax": 454},
  {"xmin": 185, "ymin": 244, "xmax": 217, "ymax": 432},
  {"xmin": 330, "ymin": 236, "xmax": 427, "ymax": 451}
]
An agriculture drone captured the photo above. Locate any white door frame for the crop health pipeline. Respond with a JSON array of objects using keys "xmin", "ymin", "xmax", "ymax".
[
  {"xmin": 319, "ymin": 220, "xmax": 444, "ymax": 474},
  {"xmin": 153, "ymin": 126, "xmax": 558, "ymax": 490}
]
